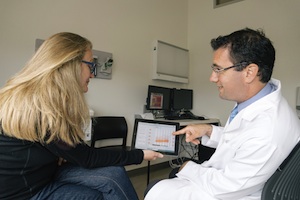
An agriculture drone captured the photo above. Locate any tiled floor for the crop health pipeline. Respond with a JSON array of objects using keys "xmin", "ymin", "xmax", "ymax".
[{"xmin": 128, "ymin": 162, "xmax": 173, "ymax": 200}]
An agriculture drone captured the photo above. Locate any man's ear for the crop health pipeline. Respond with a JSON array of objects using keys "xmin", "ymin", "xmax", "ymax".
[{"xmin": 244, "ymin": 64, "xmax": 259, "ymax": 83}]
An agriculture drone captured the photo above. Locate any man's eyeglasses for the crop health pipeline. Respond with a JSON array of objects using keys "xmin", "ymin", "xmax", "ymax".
[
  {"xmin": 82, "ymin": 60, "xmax": 97, "ymax": 74},
  {"xmin": 211, "ymin": 62, "xmax": 250, "ymax": 74}
]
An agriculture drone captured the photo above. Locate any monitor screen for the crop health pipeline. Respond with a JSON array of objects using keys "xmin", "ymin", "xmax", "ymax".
[
  {"xmin": 171, "ymin": 88, "xmax": 193, "ymax": 111},
  {"xmin": 146, "ymin": 85, "xmax": 171, "ymax": 110}
]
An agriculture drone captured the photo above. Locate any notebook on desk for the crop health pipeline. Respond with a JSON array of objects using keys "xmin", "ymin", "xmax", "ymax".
[{"xmin": 131, "ymin": 118, "xmax": 180, "ymax": 156}]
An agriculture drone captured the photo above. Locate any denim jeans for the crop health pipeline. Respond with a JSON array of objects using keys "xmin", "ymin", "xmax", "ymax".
[{"xmin": 31, "ymin": 163, "xmax": 139, "ymax": 200}]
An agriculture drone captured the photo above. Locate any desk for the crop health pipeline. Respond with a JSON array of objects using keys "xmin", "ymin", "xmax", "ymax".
[{"xmin": 157, "ymin": 118, "xmax": 220, "ymax": 127}]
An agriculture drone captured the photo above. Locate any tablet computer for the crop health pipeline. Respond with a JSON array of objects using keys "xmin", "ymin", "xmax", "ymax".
[{"xmin": 131, "ymin": 118, "xmax": 180, "ymax": 156}]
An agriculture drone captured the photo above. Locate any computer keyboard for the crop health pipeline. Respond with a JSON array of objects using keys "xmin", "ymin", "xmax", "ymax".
[{"xmin": 165, "ymin": 113, "xmax": 205, "ymax": 120}]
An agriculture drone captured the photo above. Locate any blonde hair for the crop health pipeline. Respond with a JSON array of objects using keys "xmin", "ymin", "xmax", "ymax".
[{"xmin": 0, "ymin": 32, "xmax": 92, "ymax": 146}]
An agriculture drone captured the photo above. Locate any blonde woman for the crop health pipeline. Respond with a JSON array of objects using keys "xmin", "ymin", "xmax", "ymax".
[{"xmin": 0, "ymin": 32, "xmax": 163, "ymax": 200}]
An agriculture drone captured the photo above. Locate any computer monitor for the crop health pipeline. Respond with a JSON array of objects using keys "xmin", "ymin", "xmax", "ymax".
[
  {"xmin": 171, "ymin": 88, "xmax": 193, "ymax": 111},
  {"xmin": 146, "ymin": 85, "xmax": 171, "ymax": 110}
]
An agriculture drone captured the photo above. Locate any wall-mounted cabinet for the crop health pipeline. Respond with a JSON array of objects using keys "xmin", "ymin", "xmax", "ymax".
[{"xmin": 153, "ymin": 40, "xmax": 189, "ymax": 83}]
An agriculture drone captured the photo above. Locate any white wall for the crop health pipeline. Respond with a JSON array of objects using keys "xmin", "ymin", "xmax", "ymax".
[
  {"xmin": 188, "ymin": 0, "xmax": 300, "ymax": 125},
  {"xmin": 1, "ymin": 0, "xmax": 299, "ymax": 146},
  {"xmin": 0, "ymin": 0, "xmax": 188, "ymax": 148}
]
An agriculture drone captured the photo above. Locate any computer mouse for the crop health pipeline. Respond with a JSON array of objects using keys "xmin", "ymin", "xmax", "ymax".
[
  {"xmin": 179, "ymin": 113, "xmax": 189, "ymax": 118},
  {"xmin": 196, "ymin": 116, "xmax": 205, "ymax": 120}
]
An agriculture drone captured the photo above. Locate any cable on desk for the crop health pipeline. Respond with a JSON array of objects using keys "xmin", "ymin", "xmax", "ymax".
[{"xmin": 169, "ymin": 136, "xmax": 199, "ymax": 168}]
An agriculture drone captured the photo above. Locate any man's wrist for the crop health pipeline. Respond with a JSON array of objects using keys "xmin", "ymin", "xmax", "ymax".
[
  {"xmin": 178, "ymin": 161, "xmax": 189, "ymax": 172},
  {"xmin": 205, "ymin": 124, "xmax": 213, "ymax": 137}
]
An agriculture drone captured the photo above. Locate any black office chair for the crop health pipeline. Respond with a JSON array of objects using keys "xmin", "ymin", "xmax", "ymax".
[
  {"xmin": 90, "ymin": 116, "xmax": 128, "ymax": 149},
  {"xmin": 261, "ymin": 141, "xmax": 300, "ymax": 200},
  {"xmin": 198, "ymin": 144, "xmax": 216, "ymax": 163}
]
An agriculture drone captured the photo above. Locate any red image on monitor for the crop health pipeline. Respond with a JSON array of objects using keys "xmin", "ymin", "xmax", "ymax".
[{"xmin": 150, "ymin": 93, "xmax": 163, "ymax": 109}]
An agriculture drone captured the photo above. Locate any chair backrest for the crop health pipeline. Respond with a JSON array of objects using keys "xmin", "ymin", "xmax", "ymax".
[
  {"xmin": 90, "ymin": 116, "xmax": 128, "ymax": 149},
  {"xmin": 261, "ymin": 141, "xmax": 300, "ymax": 200},
  {"xmin": 198, "ymin": 144, "xmax": 215, "ymax": 163}
]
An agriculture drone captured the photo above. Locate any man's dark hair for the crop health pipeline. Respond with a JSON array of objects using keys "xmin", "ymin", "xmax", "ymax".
[{"xmin": 210, "ymin": 28, "xmax": 275, "ymax": 83}]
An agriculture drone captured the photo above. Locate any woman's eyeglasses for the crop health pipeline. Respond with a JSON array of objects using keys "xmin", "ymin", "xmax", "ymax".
[{"xmin": 82, "ymin": 60, "xmax": 97, "ymax": 74}]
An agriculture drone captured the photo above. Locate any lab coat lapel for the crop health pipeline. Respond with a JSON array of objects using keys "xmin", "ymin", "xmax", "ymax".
[
  {"xmin": 224, "ymin": 100, "xmax": 274, "ymax": 133},
  {"xmin": 224, "ymin": 78, "xmax": 280, "ymax": 133}
]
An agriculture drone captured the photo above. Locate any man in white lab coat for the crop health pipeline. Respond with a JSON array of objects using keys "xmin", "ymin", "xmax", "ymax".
[{"xmin": 145, "ymin": 28, "xmax": 300, "ymax": 200}]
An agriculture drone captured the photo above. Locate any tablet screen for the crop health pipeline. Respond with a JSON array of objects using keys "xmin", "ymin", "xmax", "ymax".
[{"xmin": 131, "ymin": 119, "xmax": 179, "ymax": 156}]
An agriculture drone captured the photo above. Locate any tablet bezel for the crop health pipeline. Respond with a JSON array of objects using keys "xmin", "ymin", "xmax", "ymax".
[{"xmin": 131, "ymin": 118, "xmax": 180, "ymax": 156}]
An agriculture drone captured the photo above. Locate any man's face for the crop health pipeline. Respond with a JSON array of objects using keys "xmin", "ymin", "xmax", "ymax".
[{"xmin": 209, "ymin": 47, "xmax": 247, "ymax": 103}]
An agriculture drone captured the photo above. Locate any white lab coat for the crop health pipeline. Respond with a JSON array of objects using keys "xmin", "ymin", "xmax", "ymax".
[{"xmin": 145, "ymin": 79, "xmax": 300, "ymax": 200}]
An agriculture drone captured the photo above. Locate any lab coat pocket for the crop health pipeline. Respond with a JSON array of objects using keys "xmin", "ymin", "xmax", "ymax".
[{"xmin": 204, "ymin": 142, "xmax": 236, "ymax": 169}]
